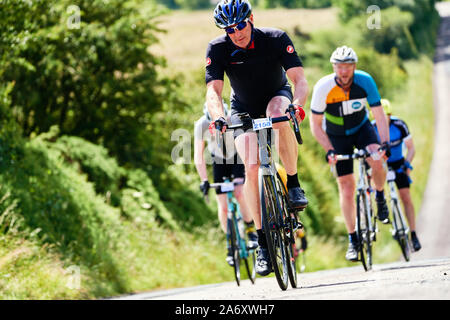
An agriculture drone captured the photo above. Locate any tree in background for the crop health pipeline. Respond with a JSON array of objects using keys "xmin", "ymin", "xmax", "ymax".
[
  {"xmin": 332, "ymin": 0, "xmax": 439, "ymax": 58},
  {"xmin": 0, "ymin": 0, "xmax": 177, "ymax": 166}
]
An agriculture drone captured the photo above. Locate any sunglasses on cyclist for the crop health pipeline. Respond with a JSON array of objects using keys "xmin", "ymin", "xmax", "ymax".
[{"xmin": 225, "ymin": 19, "xmax": 249, "ymax": 34}]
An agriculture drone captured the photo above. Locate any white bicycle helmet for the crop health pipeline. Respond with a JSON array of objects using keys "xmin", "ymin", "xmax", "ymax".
[
  {"xmin": 330, "ymin": 46, "xmax": 358, "ymax": 63},
  {"xmin": 203, "ymin": 101, "xmax": 230, "ymax": 121}
]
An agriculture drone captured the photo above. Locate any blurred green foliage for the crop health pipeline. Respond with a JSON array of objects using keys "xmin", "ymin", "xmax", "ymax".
[
  {"xmin": 332, "ymin": 0, "xmax": 440, "ymax": 58},
  {"xmin": 155, "ymin": 0, "xmax": 332, "ymax": 9},
  {"xmin": 0, "ymin": 0, "xmax": 184, "ymax": 168}
]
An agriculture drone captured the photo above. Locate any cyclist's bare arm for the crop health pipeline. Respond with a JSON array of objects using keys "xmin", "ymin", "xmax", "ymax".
[
  {"xmin": 286, "ymin": 66, "xmax": 309, "ymax": 117},
  {"xmin": 194, "ymin": 137, "xmax": 208, "ymax": 181},
  {"xmin": 309, "ymin": 112, "xmax": 335, "ymax": 163},
  {"xmin": 404, "ymin": 137, "xmax": 415, "ymax": 164},
  {"xmin": 371, "ymin": 105, "xmax": 390, "ymax": 145},
  {"xmin": 404, "ymin": 137, "xmax": 415, "ymax": 175},
  {"xmin": 206, "ymin": 80, "xmax": 226, "ymax": 121}
]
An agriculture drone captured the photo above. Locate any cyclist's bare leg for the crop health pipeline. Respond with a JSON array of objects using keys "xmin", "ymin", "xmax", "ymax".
[
  {"xmin": 337, "ymin": 173, "xmax": 356, "ymax": 233},
  {"xmin": 234, "ymin": 131, "xmax": 262, "ymax": 229},
  {"xmin": 365, "ymin": 143, "xmax": 387, "ymax": 192},
  {"xmin": 233, "ymin": 183, "xmax": 253, "ymax": 224},
  {"xmin": 216, "ymin": 193, "xmax": 228, "ymax": 234},
  {"xmin": 398, "ymin": 188, "xmax": 416, "ymax": 231},
  {"xmin": 266, "ymin": 96, "xmax": 298, "ymax": 175}
]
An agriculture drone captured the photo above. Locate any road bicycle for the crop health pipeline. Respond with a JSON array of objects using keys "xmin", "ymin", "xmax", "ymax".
[
  {"xmin": 224, "ymin": 104, "xmax": 304, "ymax": 290},
  {"xmin": 209, "ymin": 177, "xmax": 256, "ymax": 286},
  {"xmin": 335, "ymin": 149, "xmax": 379, "ymax": 271},
  {"xmin": 386, "ymin": 166, "xmax": 411, "ymax": 261}
]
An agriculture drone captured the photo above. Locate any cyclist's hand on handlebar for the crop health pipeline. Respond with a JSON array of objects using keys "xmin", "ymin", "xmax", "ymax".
[
  {"xmin": 286, "ymin": 104, "xmax": 306, "ymax": 123},
  {"xmin": 214, "ymin": 117, "xmax": 228, "ymax": 134},
  {"xmin": 199, "ymin": 180, "xmax": 210, "ymax": 196},
  {"xmin": 401, "ymin": 161, "xmax": 413, "ymax": 176},
  {"xmin": 326, "ymin": 149, "xmax": 337, "ymax": 165},
  {"xmin": 379, "ymin": 142, "xmax": 391, "ymax": 159}
]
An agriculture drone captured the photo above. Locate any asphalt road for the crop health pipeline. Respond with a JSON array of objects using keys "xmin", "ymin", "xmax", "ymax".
[
  {"xmin": 114, "ymin": 258, "xmax": 449, "ymax": 300},
  {"xmin": 112, "ymin": 2, "xmax": 450, "ymax": 301}
]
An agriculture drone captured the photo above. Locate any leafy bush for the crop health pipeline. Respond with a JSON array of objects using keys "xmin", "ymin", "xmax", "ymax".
[
  {"xmin": 332, "ymin": 0, "xmax": 439, "ymax": 57},
  {"xmin": 0, "ymin": 0, "xmax": 177, "ymax": 168},
  {"xmin": 346, "ymin": 7, "xmax": 416, "ymax": 59}
]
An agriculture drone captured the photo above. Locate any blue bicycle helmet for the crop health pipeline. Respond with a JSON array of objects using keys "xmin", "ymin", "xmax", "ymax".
[{"xmin": 213, "ymin": 0, "xmax": 252, "ymax": 29}]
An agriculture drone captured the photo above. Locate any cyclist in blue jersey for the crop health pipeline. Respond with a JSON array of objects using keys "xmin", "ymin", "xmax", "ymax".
[
  {"xmin": 205, "ymin": 0, "xmax": 309, "ymax": 276},
  {"xmin": 372, "ymin": 99, "xmax": 422, "ymax": 251},
  {"xmin": 309, "ymin": 46, "xmax": 391, "ymax": 262}
]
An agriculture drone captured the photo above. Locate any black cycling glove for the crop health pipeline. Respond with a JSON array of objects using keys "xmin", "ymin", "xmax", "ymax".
[
  {"xmin": 325, "ymin": 149, "xmax": 336, "ymax": 163},
  {"xmin": 199, "ymin": 180, "xmax": 210, "ymax": 196},
  {"xmin": 379, "ymin": 142, "xmax": 391, "ymax": 158},
  {"xmin": 214, "ymin": 117, "xmax": 227, "ymax": 132}
]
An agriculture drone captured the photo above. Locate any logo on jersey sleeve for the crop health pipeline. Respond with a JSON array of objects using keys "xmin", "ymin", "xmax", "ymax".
[
  {"xmin": 286, "ymin": 45, "xmax": 294, "ymax": 54},
  {"xmin": 206, "ymin": 57, "xmax": 211, "ymax": 66}
]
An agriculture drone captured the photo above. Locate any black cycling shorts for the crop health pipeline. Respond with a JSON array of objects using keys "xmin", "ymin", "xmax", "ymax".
[
  {"xmin": 230, "ymin": 85, "xmax": 293, "ymax": 139},
  {"xmin": 328, "ymin": 120, "xmax": 380, "ymax": 177},
  {"xmin": 387, "ymin": 158, "xmax": 410, "ymax": 189},
  {"xmin": 212, "ymin": 154, "xmax": 245, "ymax": 194}
]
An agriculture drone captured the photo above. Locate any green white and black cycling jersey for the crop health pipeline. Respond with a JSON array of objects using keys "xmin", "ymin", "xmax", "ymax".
[{"xmin": 310, "ymin": 70, "xmax": 382, "ymax": 136}]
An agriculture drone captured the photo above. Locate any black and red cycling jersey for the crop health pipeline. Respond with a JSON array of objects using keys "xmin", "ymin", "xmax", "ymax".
[{"xmin": 205, "ymin": 27, "xmax": 303, "ymax": 115}]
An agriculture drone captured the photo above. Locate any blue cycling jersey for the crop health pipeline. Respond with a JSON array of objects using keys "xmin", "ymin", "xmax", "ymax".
[{"xmin": 372, "ymin": 116, "xmax": 411, "ymax": 163}]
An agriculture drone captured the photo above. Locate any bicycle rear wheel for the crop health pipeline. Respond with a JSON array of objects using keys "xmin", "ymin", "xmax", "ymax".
[
  {"xmin": 391, "ymin": 199, "xmax": 411, "ymax": 262},
  {"xmin": 356, "ymin": 192, "xmax": 372, "ymax": 271},
  {"xmin": 261, "ymin": 174, "xmax": 289, "ymax": 290},
  {"xmin": 276, "ymin": 173, "xmax": 298, "ymax": 288},
  {"xmin": 244, "ymin": 251, "xmax": 256, "ymax": 284},
  {"xmin": 227, "ymin": 218, "xmax": 241, "ymax": 286}
]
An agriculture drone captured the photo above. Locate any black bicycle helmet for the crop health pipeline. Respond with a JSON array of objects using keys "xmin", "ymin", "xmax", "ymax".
[{"xmin": 213, "ymin": 0, "xmax": 252, "ymax": 29}]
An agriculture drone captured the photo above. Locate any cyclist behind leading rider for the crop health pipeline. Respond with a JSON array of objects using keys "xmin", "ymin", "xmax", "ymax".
[
  {"xmin": 205, "ymin": 0, "xmax": 309, "ymax": 276},
  {"xmin": 309, "ymin": 46, "xmax": 391, "ymax": 262},
  {"xmin": 194, "ymin": 101, "xmax": 258, "ymax": 266},
  {"xmin": 371, "ymin": 99, "xmax": 422, "ymax": 251}
]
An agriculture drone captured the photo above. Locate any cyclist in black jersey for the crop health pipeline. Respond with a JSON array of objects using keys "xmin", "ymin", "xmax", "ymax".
[{"xmin": 205, "ymin": 0, "xmax": 309, "ymax": 276}]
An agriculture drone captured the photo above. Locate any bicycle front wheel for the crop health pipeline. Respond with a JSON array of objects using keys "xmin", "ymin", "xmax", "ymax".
[
  {"xmin": 227, "ymin": 218, "xmax": 241, "ymax": 286},
  {"xmin": 391, "ymin": 199, "xmax": 411, "ymax": 262},
  {"xmin": 356, "ymin": 192, "xmax": 372, "ymax": 271},
  {"xmin": 276, "ymin": 172, "xmax": 298, "ymax": 288},
  {"xmin": 261, "ymin": 174, "xmax": 289, "ymax": 290}
]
